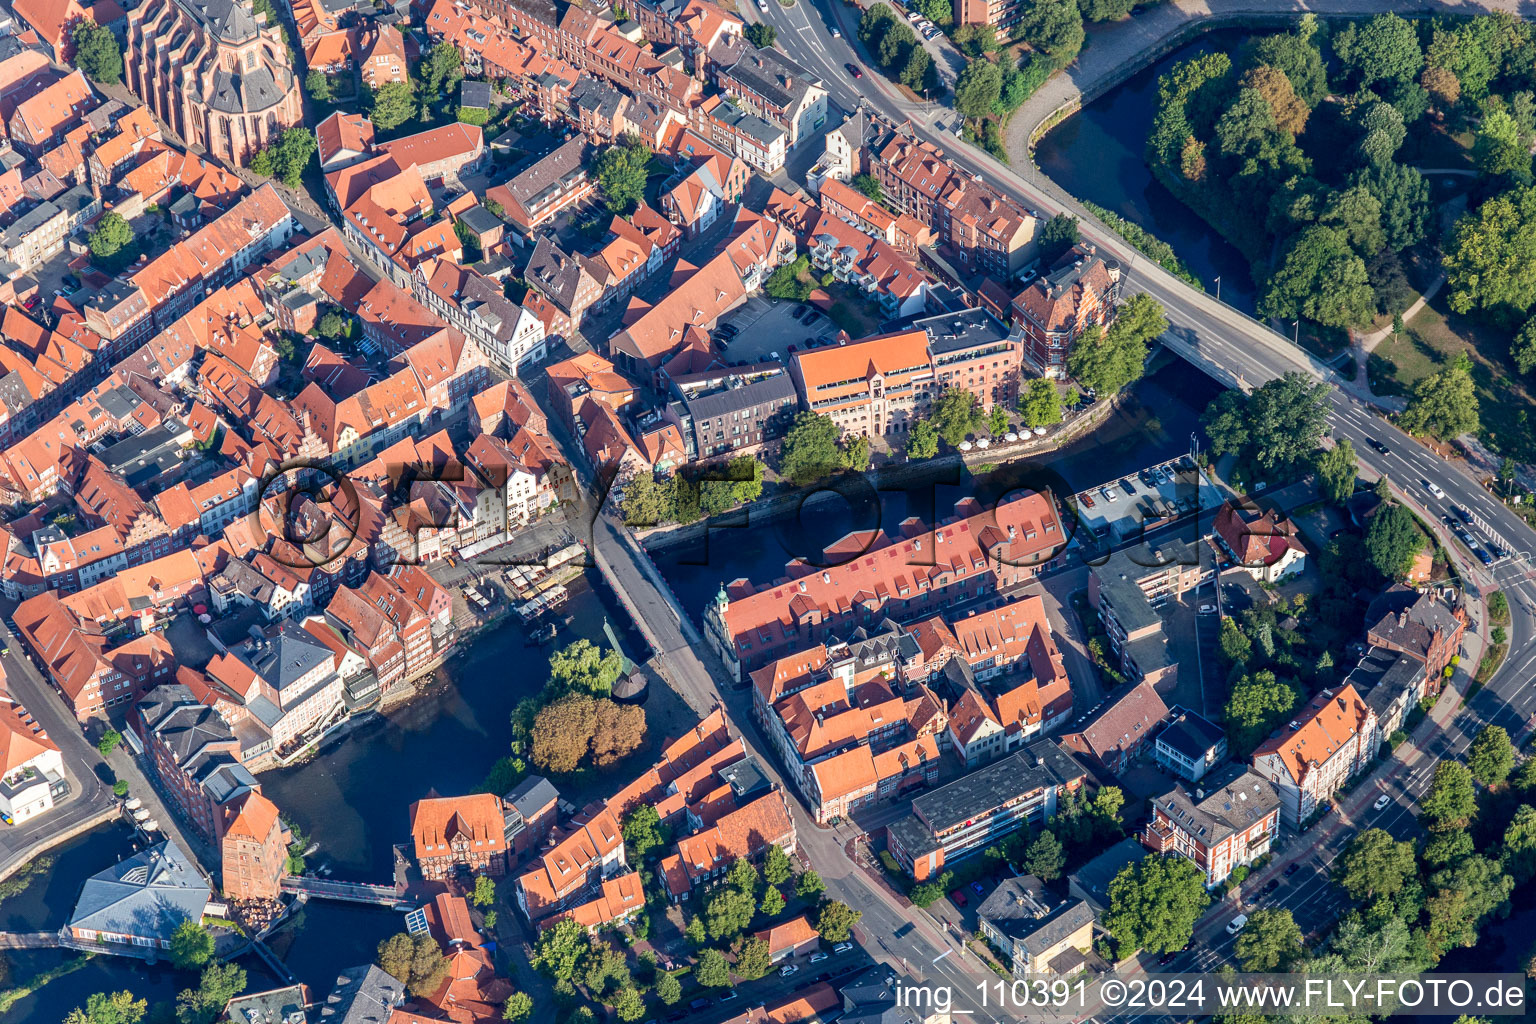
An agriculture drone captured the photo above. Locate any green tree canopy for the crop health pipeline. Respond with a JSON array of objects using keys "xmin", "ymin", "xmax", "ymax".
[
  {"xmin": 1315, "ymin": 439, "xmax": 1358, "ymax": 502},
  {"xmin": 1102, "ymin": 855, "xmax": 1210, "ymax": 955},
  {"xmin": 1025, "ymin": 830, "xmax": 1065, "ymax": 881},
  {"xmin": 549, "ymin": 638, "xmax": 626, "ymax": 697},
  {"xmin": 176, "ymin": 963, "xmax": 248, "ymax": 1024},
  {"xmin": 1445, "ymin": 184, "xmax": 1536, "ymax": 315},
  {"xmin": 780, "ymin": 412, "xmax": 853, "ymax": 485},
  {"xmin": 1018, "ymin": 0, "xmax": 1083, "ymax": 67},
  {"xmin": 88, "ymin": 212, "xmax": 136, "ymax": 271},
  {"xmin": 763, "ymin": 845, "xmax": 793, "ymax": 886},
  {"xmin": 1223, "ymin": 670, "xmax": 1299, "ymax": 756},
  {"xmin": 1467, "ymin": 725, "xmax": 1515, "ymax": 787},
  {"xmin": 622, "ymin": 805, "xmax": 669, "ymax": 860},
  {"xmin": 852, "ymin": 174, "xmax": 883, "ymax": 202},
  {"xmin": 1399, "ymin": 352, "xmax": 1479, "ymax": 441},
  {"xmin": 65, "ymin": 992, "xmax": 148, "ymax": 1024},
  {"xmin": 1260, "ymin": 225, "xmax": 1375, "ymax": 327},
  {"xmin": 814, "ymin": 899, "xmax": 862, "ymax": 942},
  {"xmin": 694, "ymin": 948, "xmax": 731, "ymax": 987},
  {"xmin": 419, "ymin": 41, "xmax": 465, "ymax": 99},
  {"xmin": 1351, "ymin": 163, "xmax": 1432, "ymax": 251},
  {"xmin": 1233, "ymin": 908, "xmax": 1305, "ymax": 971},
  {"xmin": 1501, "ymin": 804, "xmax": 1536, "ymax": 883},
  {"xmin": 734, "ymin": 936, "xmax": 772, "ymax": 980},
  {"xmin": 305, "ymin": 69, "xmax": 334, "ymax": 104},
  {"xmin": 1333, "ymin": 13, "xmax": 1422, "ymax": 87},
  {"xmin": 796, "ymin": 870, "xmax": 825, "ymax": 899},
  {"xmin": 1364, "ymin": 501, "xmax": 1426, "ymax": 579},
  {"xmin": 705, "ymin": 887, "xmax": 757, "ymax": 940},
  {"xmin": 1068, "ymin": 294, "xmax": 1167, "ymax": 395},
  {"xmin": 1038, "ymin": 213, "xmax": 1079, "ymax": 263},
  {"xmin": 594, "ymin": 136, "xmax": 651, "ymax": 215},
  {"xmin": 932, "ymin": 388, "xmax": 981, "ymax": 446},
  {"xmin": 1335, "ymin": 827, "xmax": 1418, "ymax": 902},
  {"xmin": 529, "ymin": 918, "xmax": 587, "ymax": 981},
  {"xmin": 745, "ymin": 22, "xmax": 776, "ymax": 48},
  {"xmin": 1420, "ymin": 760, "xmax": 1477, "ymax": 832},
  {"xmin": 654, "ymin": 972, "xmax": 682, "ymax": 1005},
  {"xmin": 954, "ymin": 58, "xmax": 1002, "ymax": 119},
  {"xmin": 1019, "ymin": 378, "xmax": 1063, "ymax": 428},
  {"xmin": 73, "ymin": 21, "xmax": 122, "ymax": 84},
  {"xmin": 170, "ymin": 920, "xmax": 214, "ymax": 970},
  {"xmin": 905, "ymin": 419, "xmax": 939, "ymax": 459}
]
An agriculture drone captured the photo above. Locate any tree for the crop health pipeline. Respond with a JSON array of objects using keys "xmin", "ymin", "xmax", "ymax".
[
  {"xmin": 796, "ymin": 870, "xmax": 824, "ymax": 899},
  {"xmin": 594, "ymin": 137, "xmax": 651, "ymax": 215},
  {"xmin": 590, "ymin": 699, "xmax": 645, "ymax": 767},
  {"xmin": 780, "ymin": 412, "xmax": 848, "ymax": 485},
  {"xmin": 530, "ymin": 919, "xmax": 586, "ymax": 980},
  {"xmin": 734, "ymin": 936, "xmax": 773, "ymax": 980},
  {"xmin": 622, "ymin": 471, "xmax": 667, "ymax": 527},
  {"xmin": 97, "ymin": 729, "xmax": 122, "ymax": 756},
  {"xmin": 1333, "ymin": 13, "xmax": 1422, "ymax": 88},
  {"xmin": 1514, "ymin": 316, "xmax": 1536, "ymax": 375},
  {"xmin": 623, "ymin": 805, "xmax": 670, "ymax": 860},
  {"xmin": 1102, "ymin": 855, "xmax": 1210, "ymax": 955},
  {"xmin": 765, "ymin": 255, "xmax": 814, "ymax": 301},
  {"xmin": 1079, "ymin": 0, "xmax": 1133, "ymax": 21},
  {"xmin": 176, "ymin": 963, "xmax": 248, "ymax": 1024},
  {"xmin": 1216, "ymin": 88, "xmax": 1279, "ymax": 158},
  {"xmin": 549, "ymin": 639, "xmax": 626, "ymax": 697},
  {"xmin": 745, "ymin": 22, "xmax": 776, "ymax": 48},
  {"xmin": 763, "ymin": 845, "xmax": 793, "ymax": 886},
  {"xmin": 377, "ymin": 932, "xmax": 449, "ymax": 996},
  {"xmin": 1316, "ymin": 440, "xmax": 1358, "ymax": 503},
  {"xmin": 654, "ymin": 972, "xmax": 682, "ymax": 1005},
  {"xmin": 65, "ymin": 992, "xmax": 148, "ymax": 1024},
  {"xmin": 1248, "ymin": 19, "xmax": 1327, "ymax": 105},
  {"xmin": 89, "ymin": 212, "xmax": 136, "ymax": 271},
  {"xmin": 1018, "ymin": 378, "xmax": 1062, "ymax": 429},
  {"xmin": 909, "ymin": 870, "xmax": 954, "ymax": 907},
  {"xmin": 1399, "ymin": 353, "xmax": 1479, "ymax": 441},
  {"xmin": 305, "ymin": 69, "xmax": 334, "ymax": 104},
  {"xmin": 1261, "ymin": 226, "xmax": 1375, "ymax": 328},
  {"xmin": 1352, "ymin": 163, "xmax": 1431, "ymax": 252},
  {"xmin": 953, "ymin": 24, "xmax": 997, "ymax": 57},
  {"xmin": 613, "ymin": 987, "xmax": 646, "ymax": 1022},
  {"xmin": 370, "ymin": 81, "xmax": 416, "ymax": 130},
  {"xmin": 1335, "ymin": 828, "xmax": 1417, "ymax": 901},
  {"xmin": 727, "ymin": 856, "xmax": 760, "ymax": 895},
  {"xmin": 895, "ymin": 417, "xmax": 936, "ymax": 461},
  {"xmin": 1018, "ymin": 0, "xmax": 1083, "ymax": 67},
  {"xmin": 694, "ymin": 948, "xmax": 731, "ymax": 987},
  {"xmin": 472, "ymin": 874, "xmax": 496, "ymax": 907},
  {"xmin": 1068, "ymin": 293, "xmax": 1167, "ymax": 396},
  {"xmin": 852, "ymin": 174, "xmax": 883, "ymax": 202},
  {"xmin": 1321, "ymin": 184, "xmax": 1386, "ymax": 257},
  {"xmin": 1240, "ymin": 65, "xmax": 1309, "ymax": 136},
  {"xmin": 684, "ymin": 915, "xmax": 707, "ymax": 946},
  {"xmin": 1501, "ymin": 804, "xmax": 1536, "ymax": 883},
  {"xmin": 319, "ymin": 311, "xmax": 348, "ymax": 339},
  {"xmin": 418, "ymin": 41, "xmax": 464, "ymax": 101},
  {"xmin": 1364, "ymin": 502, "xmax": 1425, "ymax": 579},
  {"xmin": 1424, "ymin": 830, "xmax": 1474, "ymax": 868},
  {"xmin": 1420, "ymin": 760, "xmax": 1477, "ymax": 832},
  {"xmin": 705, "ymin": 887, "xmax": 757, "ymax": 940},
  {"xmin": 1468, "ymin": 725, "xmax": 1514, "ymax": 787},
  {"xmin": 1234, "ymin": 908, "xmax": 1304, "ymax": 971},
  {"xmin": 73, "ymin": 21, "xmax": 122, "ymax": 84},
  {"xmin": 502, "ymin": 993, "xmax": 534, "ymax": 1022},
  {"xmin": 1223, "ymin": 671, "xmax": 1299, "ymax": 756},
  {"xmin": 814, "ymin": 899, "xmax": 862, "ymax": 942},
  {"xmin": 1428, "ymin": 855, "xmax": 1514, "ymax": 943},
  {"xmin": 954, "ymin": 58, "xmax": 1002, "ymax": 120},
  {"xmin": 1038, "ymin": 213, "xmax": 1079, "ymax": 263},
  {"xmin": 1233, "ymin": 372, "xmax": 1331, "ymax": 473},
  {"xmin": 760, "ymin": 886, "xmax": 785, "ymax": 916},
  {"xmin": 1218, "ymin": 617, "xmax": 1252, "ymax": 666},
  {"xmin": 1025, "ymin": 830, "xmax": 1064, "ymax": 882},
  {"xmin": 170, "ymin": 920, "xmax": 214, "ymax": 970},
  {"xmin": 530, "ymin": 693, "xmax": 596, "ymax": 773},
  {"xmin": 1445, "ymin": 185, "xmax": 1536, "ymax": 315},
  {"xmin": 932, "ymin": 388, "xmax": 981, "ymax": 446}
]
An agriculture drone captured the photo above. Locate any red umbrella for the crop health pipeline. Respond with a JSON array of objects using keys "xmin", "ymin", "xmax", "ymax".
[{"xmin": 193, "ymin": 604, "xmax": 208, "ymax": 614}]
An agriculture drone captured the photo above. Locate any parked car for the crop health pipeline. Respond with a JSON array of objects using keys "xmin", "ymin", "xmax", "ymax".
[
  {"xmin": 1261, "ymin": 879, "xmax": 1280, "ymax": 897},
  {"xmin": 1373, "ymin": 794, "xmax": 1392, "ymax": 811},
  {"xmin": 810, "ymin": 952, "xmax": 828, "ymax": 963},
  {"xmin": 1284, "ymin": 862, "xmax": 1302, "ymax": 877},
  {"xmin": 971, "ymin": 881, "xmax": 985, "ymax": 895},
  {"xmin": 1226, "ymin": 914, "xmax": 1249, "ymax": 935},
  {"xmin": 831, "ymin": 27, "xmax": 841, "ymax": 37},
  {"xmin": 780, "ymin": 964, "xmax": 799, "ymax": 977},
  {"xmin": 1198, "ymin": 604, "xmax": 1217, "ymax": 614},
  {"xmin": 950, "ymin": 889, "xmax": 966, "ymax": 906},
  {"xmin": 834, "ymin": 942, "xmax": 854, "ymax": 954}
]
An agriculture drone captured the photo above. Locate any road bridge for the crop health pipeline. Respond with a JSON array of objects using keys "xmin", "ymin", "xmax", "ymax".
[{"xmin": 280, "ymin": 875, "xmax": 409, "ymax": 908}]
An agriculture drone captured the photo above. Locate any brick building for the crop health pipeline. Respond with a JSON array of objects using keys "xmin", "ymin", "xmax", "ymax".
[
  {"xmin": 410, "ymin": 793, "xmax": 509, "ymax": 880},
  {"xmin": 1142, "ymin": 766, "xmax": 1280, "ymax": 886},
  {"xmin": 1012, "ymin": 245, "xmax": 1121, "ymax": 378}
]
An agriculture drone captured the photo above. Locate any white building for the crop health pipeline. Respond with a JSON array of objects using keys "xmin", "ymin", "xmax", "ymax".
[{"xmin": 0, "ymin": 700, "xmax": 67, "ymax": 824}]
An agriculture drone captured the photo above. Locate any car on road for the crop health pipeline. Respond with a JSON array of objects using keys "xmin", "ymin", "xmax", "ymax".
[
  {"xmin": 1284, "ymin": 862, "xmax": 1302, "ymax": 877},
  {"xmin": 1454, "ymin": 505, "xmax": 1474, "ymax": 523},
  {"xmin": 831, "ymin": 27, "xmax": 840, "ymax": 37},
  {"xmin": 1158, "ymin": 950, "xmax": 1180, "ymax": 966},
  {"xmin": 834, "ymin": 942, "xmax": 855, "ymax": 954},
  {"xmin": 950, "ymin": 889, "xmax": 966, "ymax": 905},
  {"xmin": 1476, "ymin": 547, "xmax": 1495, "ymax": 566},
  {"xmin": 1367, "ymin": 437, "xmax": 1391, "ymax": 454},
  {"xmin": 1261, "ymin": 879, "xmax": 1280, "ymax": 897},
  {"xmin": 810, "ymin": 952, "xmax": 828, "ymax": 963},
  {"xmin": 1226, "ymin": 914, "xmax": 1249, "ymax": 936},
  {"xmin": 846, "ymin": 62, "xmax": 863, "ymax": 78},
  {"xmin": 1198, "ymin": 604, "xmax": 1216, "ymax": 614},
  {"xmin": 780, "ymin": 964, "xmax": 799, "ymax": 977},
  {"xmin": 1374, "ymin": 794, "xmax": 1392, "ymax": 811},
  {"xmin": 1424, "ymin": 480, "xmax": 1446, "ymax": 499}
]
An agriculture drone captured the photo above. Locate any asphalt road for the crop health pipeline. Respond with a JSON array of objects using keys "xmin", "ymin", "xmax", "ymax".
[{"xmin": 0, "ymin": 613, "xmax": 117, "ymax": 879}]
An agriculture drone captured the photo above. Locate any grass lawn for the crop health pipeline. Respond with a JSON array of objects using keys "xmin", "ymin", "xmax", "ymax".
[
  {"xmin": 1368, "ymin": 294, "xmax": 1536, "ymax": 462},
  {"xmin": 821, "ymin": 283, "xmax": 884, "ymax": 338}
]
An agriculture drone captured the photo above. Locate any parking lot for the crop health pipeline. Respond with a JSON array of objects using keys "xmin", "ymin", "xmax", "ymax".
[
  {"xmin": 1074, "ymin": 456, "xmax": 1227, "ymax": 541},
  {"xmin": 715, "ymin": 295, "xmax": 840, "ymax": 365}
]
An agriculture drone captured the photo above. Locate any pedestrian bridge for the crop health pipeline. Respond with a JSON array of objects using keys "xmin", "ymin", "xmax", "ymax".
[{"xmin": 281, "ymin": 875, "xmax": 408, "ymax": 907}]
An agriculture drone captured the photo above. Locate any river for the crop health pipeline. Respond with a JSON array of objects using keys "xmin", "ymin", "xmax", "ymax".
[
  {"xmin": 1034, "ymin": 29, "xmax": 1259, "ymax": 313},
  {"xmin": 650, "ymin": 357, "xmax": 1223, "ymax": 618}
]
